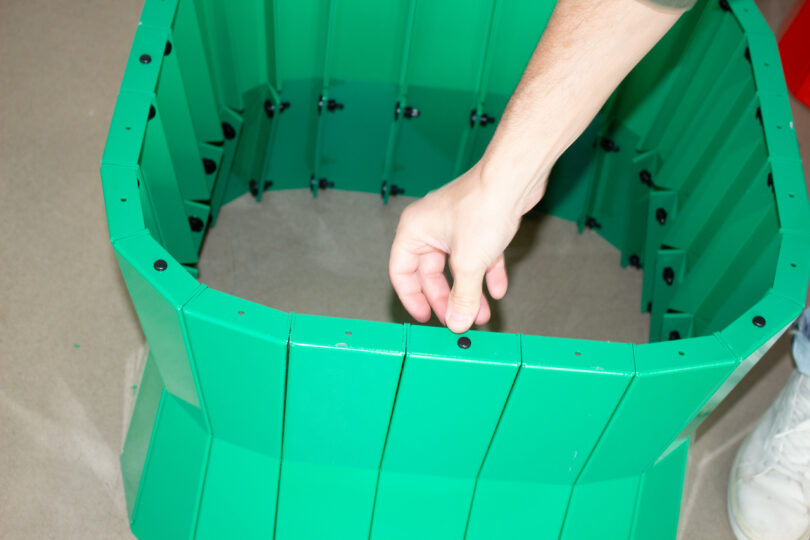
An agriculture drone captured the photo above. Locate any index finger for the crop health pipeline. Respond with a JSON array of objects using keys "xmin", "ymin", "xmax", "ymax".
[{"xmin": 389, "ymin": 238, "xmax": 431, "ymax": 322}]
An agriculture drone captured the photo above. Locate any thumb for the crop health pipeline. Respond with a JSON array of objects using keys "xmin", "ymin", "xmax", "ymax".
[{"xmin": 445, "ymin": 262, "xmax": 485, "ymax": 333}]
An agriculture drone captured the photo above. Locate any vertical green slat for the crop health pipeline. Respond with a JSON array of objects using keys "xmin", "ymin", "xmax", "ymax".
[
  {"xmin": 640, "ymin": 191, "xmax": 677, "ymax": 314},
  {"xmin": 388, "ymin": 0, "xmax": 493, "ymax": 196},
  {"xmin": 207, "ymin": 108, "xmax": 243, "ymax": 225},
  {"xmin": 276, "ymin": 315, "xmax": 404, "ymax": 540},
  {"xmin": 184, "ymin": 200, "xmax": 210, "ymax": 256},
  {"xmin": 649, "ymin": 249, "xmax": 685, "ymax": 342},
  {"xmin": 655, "ymin": 20, "xmax": 744, "ymax": 156},
  {"xmin": 140, "ymin": 106, "xmax": 198, "ymax": 264},
  {"xmin": 370, "ymin": 327, "xmax": 519, "ymax": 540},
  {"xmin": 172, "ymin": 0, "xmax": 222, "ymax": 142},
  {"xmin": 114, "ymin": 231, "xmax": 205, "ymax": 407},
  {"xmin": 310, "ymin": 0, "xmax": 338, "ymax": 196},
  {"xmin": 121, "ymin": 351, "xmax": 165, "ymax": 519},
  {"xmin": 465, "ymin": 337, "xmax": 633, "ymax": 540},
  {"xmin": 380, "ymin": 0, "xmax": 418, "ymax": 201},
  {"xmin": 772, "ymin": 158, "xmax": 810, "ymax": 234},
  {"xmin": 319, "ymin": 0, "xmax": 411, "ymax": 194},
  {"xmin": 608, "ymin": 3, "xmax": 701, "ymax": 141},
  {"xmin": 100, "ymin": 164, "xmax": 146, "ymax": 242},
  {"xmin": 157, "ymin": 49, "xmax": 212, "ymax": 201},
  {"xmin": 561, "ymin": 336, "xmax": 738, "ymax": 539},
  {"xmin": 637, "ymin": 2, "xmax": 729, "ymax": 152},
  {"xmin": 266, "ymin": 1, "xmax": 330, "ymax": 189},
  {"xmin": 653, "ymin": 86, "xmax": 756, "ymax": 195},
  {"xmin": 630, "ymin": 438, "xmax": 690, "ymax": 539},
  {"xmin": 130, "ymin": 393, "xmax": 210, "ymax": 540},
  {"xmin": 231, "ymin": 85, "xmax": 274, "ymax": 194},
  {"xmin": 183, "ymin": 289, "xmax": 289, "ymax": 539},
  {"xmin": 193, "ymin": 0, "xmax": 244, "ymax": 111},
  {"xmin": 663, "ymin": 144, "xmax": 768, "ymax": 266},
  {"xmin": 772, "ymin": 231, "xmax": 810, "ymax": 303},
  {"xmin": 452, "ymin": 0, "xmax": 497, "ymax": 177},
  {"xmin": 674, "ymin": 205, "xmax": 779, "ymax": 335}
]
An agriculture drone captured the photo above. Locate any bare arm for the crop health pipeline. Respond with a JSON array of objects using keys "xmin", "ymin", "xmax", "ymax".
[{"xmin": 389, "ymin": 0, "xmax": 685, "ymax": 333}]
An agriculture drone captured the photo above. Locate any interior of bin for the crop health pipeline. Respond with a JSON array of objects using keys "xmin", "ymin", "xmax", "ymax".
[{"xmin": 116, "ymin": 0, "xmax": 792, "ymax": 344}]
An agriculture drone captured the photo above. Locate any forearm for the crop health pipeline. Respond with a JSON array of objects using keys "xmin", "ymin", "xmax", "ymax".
[{"xmin": 477, "ymin": 0, "xmax": 685, "ymax": 216}]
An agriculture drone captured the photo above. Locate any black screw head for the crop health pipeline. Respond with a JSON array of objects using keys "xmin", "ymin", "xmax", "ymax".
[
  {"xmin": 663, "ymin": 266, "xmax": 675, "ymax": 285},
  {"xmin": 153, "ymin": 259, "xmax": 168, "ymax": 271},
  {"xmin": 249, "ymin": 179, "xmax": 259, "ymax": 197},
  {"xmin": 669, "ymin": 330, "xmax": 681, "ymax": 341},
  {"xmin": 457, "ymin": 336, "xmax": 471, "ymax": 349},
  {"xmin": 148, "ymin": 105, "xmax": 156, "ymax": 121},
  {"xmin": 753, "ymin": 315, "xmax": 766, "ymax": 328},
  {"xmin": 222, "ymin": 122, "xmax": 236, "ymax": 140},
  {"xmin": 264, "ymin": 100, "xmax": 275, "ymax": 118},
  {"xmin": 600, "ymin": 138, "xmax": 619, "ymax": 152},
  {"xmin": 139, "ymin": 53, "xmax": 152, "ymax": 64},
  {"xmin": 264, "ymin": 181, "xmax": 273, "ymax": 191},
  {"xmin": 164, "ymin": 41, "xmax": 172, "ymax": 56},
  {"xmin": 188, "ymin": 216, "xmax": 204, "ymax": 232},
  {"xmin": 629, "ymin": 254, "xmax": 641, "ymax": 268},
  {"xmin": 202, "ymin": 158, "xmax": 217, "ymax": 174},
  {"xmin": 656, "ymin": 208, "xmax": 668, "ymax": 225}
]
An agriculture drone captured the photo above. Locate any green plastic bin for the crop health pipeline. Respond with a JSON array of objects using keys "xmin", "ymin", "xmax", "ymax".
[{"xmin": 102, "ymin": 0, "xmax": 810, "ymax": 538}]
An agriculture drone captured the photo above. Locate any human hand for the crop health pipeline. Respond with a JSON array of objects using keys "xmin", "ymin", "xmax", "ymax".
[{"xmin": 388, "ymin": 164, "xmax": 544, "ymax": 333}]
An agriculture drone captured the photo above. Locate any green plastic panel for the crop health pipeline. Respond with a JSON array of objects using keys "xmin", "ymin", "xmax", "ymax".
[
  {"xmin": 561, "ymin": 336, "xmax": 738, "ymax": 539},
  {"xmin": 276, "ymin": 315, "xmax": 404, "ymax": 540},
  {"xmin": 101, "ymin": 0, "xmax": 810, "ymax": 538},
  {"xmin": 466, "ymin": 337, "xmax": 633, "ymax": 540},
  {"xmin": 130, "ymin": 392, "xmax": 209, "ymax": 540},
  {"xmin": 371, "ymin": 327, "xmax": 520, "ymax": 540},
  {"xmin": 183, "ymin": 289, "xmax": 289, "ymax": 539}
]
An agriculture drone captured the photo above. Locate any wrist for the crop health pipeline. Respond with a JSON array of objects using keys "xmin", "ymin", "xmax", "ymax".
[{"xmin": 475, "ymin": 149, "xmax": 552, "ymax": 217}]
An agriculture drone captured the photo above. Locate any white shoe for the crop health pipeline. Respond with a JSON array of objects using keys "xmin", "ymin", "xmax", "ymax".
[{"xmin": 727, "ymin": 366, "xmax": 810, "ymax": 540}]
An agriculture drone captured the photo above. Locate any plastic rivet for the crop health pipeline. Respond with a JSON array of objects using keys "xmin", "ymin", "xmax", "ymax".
[
  {"xmin": 639, "ymin": 170, "xmax": 653, "ymax": 187},
  {"xmin": 600, "ymin": 138, "xmax": 619, "ymax": 152},
  {"xmin": 203, "ymin": 158, "xmax": 217, "ymax": 174},
  {"xmin": 753, "ymin": 315, "xmax": 766, "ymax": 327},
  {"xmin": 222, "ymin": 122, "xmax": 236, "ymax": 140},
  {"xmin": 629, "ymin": 254, "xmax": 641, "ymax": 268},
  {"xmin": 153, "ymin": 259, "xmax": 168, "ymax": 271},
  {"xmin": 663, "ymin": 266, "xmax": 675, "ymax": 285},
  {"xmin": 457, "ymin": 336, "xmax": 471, "ymax": 349},
  {"xmin": 249, "ymin": 179, "xmax": 259, "ymax": 197},
  {"xmin": 139, "ymin": 53, "xmax": 152, "ymax": 64},
  {"xmin": 188, "ymin": 216, "xmax": 204, "ymax": 232},
  {"xmin": 656, "ymin": 208, "xmax": 668, "ymax": 225}
]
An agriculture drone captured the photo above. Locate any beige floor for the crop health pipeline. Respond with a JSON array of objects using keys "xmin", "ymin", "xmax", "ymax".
[{"xmin": 0, "ymin": 1, "xmax": 808, "ymax": 539}]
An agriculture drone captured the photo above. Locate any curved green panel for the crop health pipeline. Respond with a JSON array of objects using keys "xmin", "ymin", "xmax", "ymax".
[
  {"xmin": 370, "ymin": 327, "xmax": 520, "ymax": 540},
  {"xmin": 466, "ymin": 337, "xmax": 633, "ymax": 540},
  {"xmin": 276, "ymin": 315, "xmax": 404, "ymax": 540}
]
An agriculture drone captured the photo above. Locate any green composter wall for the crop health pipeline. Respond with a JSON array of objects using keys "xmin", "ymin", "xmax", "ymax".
[{"xmin": 101, "ymin": 0, "xmax": 810, "ymax": 538}]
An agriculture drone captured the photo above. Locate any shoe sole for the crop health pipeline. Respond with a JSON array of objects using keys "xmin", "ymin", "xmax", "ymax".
[{"xmin": 727, "ymin": 442, "xmax": 756, "ymax": 540}]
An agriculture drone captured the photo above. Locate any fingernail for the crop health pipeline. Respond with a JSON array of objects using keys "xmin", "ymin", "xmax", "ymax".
[{"xmin": 445, "ymin": 307, "xmax": 473, "ymax": 331}]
